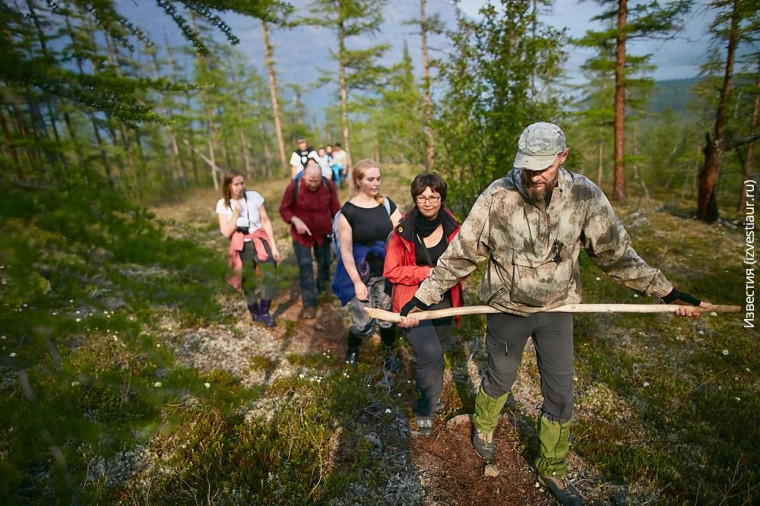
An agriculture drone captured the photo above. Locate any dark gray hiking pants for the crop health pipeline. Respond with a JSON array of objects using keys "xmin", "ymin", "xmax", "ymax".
[{"xmin": 481, "ymin": 312, "xmax": 574, "ymax": 422}]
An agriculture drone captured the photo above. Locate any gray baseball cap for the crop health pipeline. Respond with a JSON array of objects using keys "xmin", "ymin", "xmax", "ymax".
[{"xmin": 513, "ymin": 122, "xmax": 567, "ymax": 171}]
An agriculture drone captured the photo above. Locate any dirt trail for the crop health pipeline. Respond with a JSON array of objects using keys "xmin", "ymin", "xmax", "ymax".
[{"xmin": 151, "ymin": 187, "xmax": 563, "ymax": 506}]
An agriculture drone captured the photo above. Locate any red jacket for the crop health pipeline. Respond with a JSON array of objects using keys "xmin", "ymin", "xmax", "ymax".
[
  {"xmin": 279, "ymin": 176, "xmax": 340, "ymax": 247},
  {"xmin": 383, "ymin": 207, "xmax": 464, "ymax": 321}
]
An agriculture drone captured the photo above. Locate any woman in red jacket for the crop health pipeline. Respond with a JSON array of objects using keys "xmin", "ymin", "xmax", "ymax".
[{"xmin": 383, "ymin": 173, "xmax": 463, "ymax": 436}]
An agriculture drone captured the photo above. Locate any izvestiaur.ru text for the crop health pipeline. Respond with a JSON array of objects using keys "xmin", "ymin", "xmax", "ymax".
[{"xmin": 745, "ymin": 179, "xmax": 756, "ymax": 328}]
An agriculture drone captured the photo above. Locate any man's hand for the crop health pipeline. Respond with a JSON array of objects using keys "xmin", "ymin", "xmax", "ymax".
[
  {"xmin": 663, "ymin": 288, "xmax": 710, "ymax": 317},
  {"xmin": 291, "ymin": 217, "xmax": 311, "ymax": 236},
  {"xmin": 399, "ymin": 296, "xmax": 429, "ymax": 328}
]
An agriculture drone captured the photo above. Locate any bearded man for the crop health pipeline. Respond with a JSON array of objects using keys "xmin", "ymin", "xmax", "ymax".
[{"xmin": 399, "ymin": 122, "xmax": 707, "ymax": 505}]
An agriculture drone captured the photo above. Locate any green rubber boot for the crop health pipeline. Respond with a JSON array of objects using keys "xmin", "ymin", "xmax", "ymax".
[
  {"xmin": 472, "ymin": 388, "xmax": 509, "ymax": 434},
  {"xmin": 534, "ymin": 413, "xmax": 572, "ymax": 479}
]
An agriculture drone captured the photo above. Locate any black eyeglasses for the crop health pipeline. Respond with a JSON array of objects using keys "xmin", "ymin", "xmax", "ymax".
[{"xmin": 415, "ymin": 195, "xmax": 441, "ymax": 204}]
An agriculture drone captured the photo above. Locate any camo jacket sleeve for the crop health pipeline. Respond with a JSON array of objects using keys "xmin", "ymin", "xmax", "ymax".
[{"xmin": 580, "ymin": 182, "xmax": 673, "ymax": 298}]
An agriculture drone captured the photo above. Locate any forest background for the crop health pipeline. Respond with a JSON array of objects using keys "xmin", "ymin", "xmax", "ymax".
[{"xmin": 1, "ymin": 0, "xmax": 759, "ymax": 504}]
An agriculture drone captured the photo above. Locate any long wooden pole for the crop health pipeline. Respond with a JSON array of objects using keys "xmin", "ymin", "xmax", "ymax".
[{"xmin": 364, "ymin": 304, "xmax": 742, "ymax": 323}]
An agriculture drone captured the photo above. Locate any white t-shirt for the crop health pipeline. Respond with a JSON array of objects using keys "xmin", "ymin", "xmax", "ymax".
[
  {"xmin": 332, "ymin": 150, "xmax": 346, "ymax": 168},
  {"xmin": 289, "ymin": 149, "xmax": 318, "ymax": 177},
  {"xmin": 216, "ymin": 191, "xmax": 265, "ymax": 240},
  {"xmin": 317, "ymin": 154, "xmax": 331, "ymax": 178}
]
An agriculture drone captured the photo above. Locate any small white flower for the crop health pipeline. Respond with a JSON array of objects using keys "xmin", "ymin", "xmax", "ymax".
[
  {"xmin": 385, "ymin": 408, "xmax": 391, "ymax": 414},
  {"xmin": 710, "ymin": 312, "xmax": 717, "ymax": 317},
  {"xmin": 697, "ymin": 330, "xmax": 705, "ymax": 335},
  {"xmin": 0, "ymin": 336, "xmax": 5, "ymax": 340},
  {"xmin": 75, "ymin": 310, "xmax": 80, "ymax": 314},
  {"xmin": 595, "ymin": 277, "xmax": 601, "ymax": 281},
  {"xmin": 71, "ymin": 381, "xmax": 80, "ymax": 387},
  {"xmin": 156, "ymin": 344, "xmax": 161, "ymax": 348},
  {"xmin": 113, "ymin": 336, "xmax": 118, "ymax": 341},
  {"xmin": 204, "ymin": 383, "xmax": 211, "ymax": 388},
  {"xmin": 633, "ymin": 294, "xmax": 639, "ymax": 298},
  {"xmin": 722, "ymin": 349, "xmax": 729, "ymax": 356},
  {"xmin": 154, "ymin": 382, "xmax": 162, "ymax": 388},
  {"xmin": 22, "ymin": 303, "xmax": 27, "ymax": 308},
  {"xmin": 643, "ymin": 381, "xmax": 650, "ymax": 387},
  {"xmin": 747, "ymin": 368, "xmax": 751, "ymax": 372},
  {"xmin": 52, "ymin": 312, "xmax": 57, "ymax": 316},
  {"xmin": 75, "ymin": 318, "xmax": 81, "ymax": 322},
  {"xmin": 299, "ymin": 373, "xmax": 305, "ymax": 379},
  {"xmin": 735, "ymin": 397, "xmax": 741, "ymax": 402},
  {"xmin": 69, "ymin": 299, "xmax": 73, "ymax": 303},
  {"xmin": 9, "ymin": 352, "xmax": 16, "ymax": 358}
]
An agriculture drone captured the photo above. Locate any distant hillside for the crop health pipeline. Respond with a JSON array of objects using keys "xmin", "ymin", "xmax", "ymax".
[{"xmin": 648, "ymin": 77, "xmax": 702, "ymax": 114}]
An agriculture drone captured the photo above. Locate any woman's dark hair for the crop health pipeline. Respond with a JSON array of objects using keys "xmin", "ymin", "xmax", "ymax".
[
  {"xmin": 410, "ymin": 172, "xmax": 447, "ymax": 202},
  {"xmin": 222, "ymin": 170, "xmax": 243, "ymax": 208}
]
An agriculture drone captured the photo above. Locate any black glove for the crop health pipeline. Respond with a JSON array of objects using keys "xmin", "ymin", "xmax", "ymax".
[
  {"xmin": 400, "ymin": 296, "xmax": 429, "ymax": 316},
  {"xmin": 662, "ymin": 288, "xmax": 701, "ymax": 306}
]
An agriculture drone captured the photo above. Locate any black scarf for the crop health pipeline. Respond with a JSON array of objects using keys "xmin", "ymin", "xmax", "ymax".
[{"xmin": 415, "ymin": 208, "xmax": 443, "ymax": 238}]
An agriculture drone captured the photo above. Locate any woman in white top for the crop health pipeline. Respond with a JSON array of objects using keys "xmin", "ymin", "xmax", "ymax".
[{"xmin": 216, "ymin": 170, "xmax": 281, "ymax": 326}]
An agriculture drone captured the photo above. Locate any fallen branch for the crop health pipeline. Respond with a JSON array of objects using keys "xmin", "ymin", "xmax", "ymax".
[{"xmin": 364, "ymin": 304, "xmax": 742, "ymax": 323}]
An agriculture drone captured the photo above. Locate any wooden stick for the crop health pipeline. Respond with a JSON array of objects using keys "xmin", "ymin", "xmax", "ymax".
[{"xmin": 363, "ymin": 304, "xmax": 742, "ymax": 323}]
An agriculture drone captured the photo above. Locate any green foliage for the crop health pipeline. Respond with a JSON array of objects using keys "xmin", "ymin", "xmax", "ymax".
[
  {"xmin": 434, "ymin": 0, "xmax": 567, "ymax": 215},
  {"xmin": 0, "ymin": 177, "xmax": 227, "ymax": 502},
  {"xmin": 357, "ymin": 43, "xmax": 427, "ymax": 164}
]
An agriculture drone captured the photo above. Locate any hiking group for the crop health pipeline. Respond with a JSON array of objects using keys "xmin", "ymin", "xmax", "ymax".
[{"xmin": 216, "ymin": 124, "xmax": 708, "ymax": 506}]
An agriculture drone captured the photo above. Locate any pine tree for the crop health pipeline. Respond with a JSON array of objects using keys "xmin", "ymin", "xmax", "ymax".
[
  {"xmin": 574, "ymin": 0, "xmax": 692, "ymax": 201},
  {"xmin": 307, "ymin": 0, "xmax": 390, "ymax": 173},
  {"xmin": 435, "ymin": 0, "xmax": 566, "ymax": 213},
  {"xmin": 697, "ymin": 0, "xmax": 760, "ymax": 222}
]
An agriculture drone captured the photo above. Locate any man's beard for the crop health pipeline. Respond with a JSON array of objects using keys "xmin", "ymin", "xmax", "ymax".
[{"xmin": 521, "ymin": 170, "xmax": 558, "ymax": 205}]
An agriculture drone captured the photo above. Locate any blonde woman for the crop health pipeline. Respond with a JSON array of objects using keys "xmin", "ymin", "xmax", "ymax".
[
  {"xmin": 331, "ymin": 160, "xmax": 402, "ymax": 366},
  {"xmin": 216, "ymin": 170, "xmax": 281, "ymax": 326}
]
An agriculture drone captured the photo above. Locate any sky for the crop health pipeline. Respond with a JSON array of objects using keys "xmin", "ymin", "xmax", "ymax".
[{"xmin": 117, "ymin": 0, "xmax": 717, "ymax": 117}]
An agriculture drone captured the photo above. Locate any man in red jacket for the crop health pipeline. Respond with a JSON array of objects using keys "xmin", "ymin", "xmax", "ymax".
[{"xmin": 279, "ymin": 160, "xmax": 341, "ymax": 319}]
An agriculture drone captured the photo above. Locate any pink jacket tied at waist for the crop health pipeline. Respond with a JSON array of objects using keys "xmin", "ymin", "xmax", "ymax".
[{"xmin": 226, "ymin": 229, "xmax": 271, "ymax": 291}]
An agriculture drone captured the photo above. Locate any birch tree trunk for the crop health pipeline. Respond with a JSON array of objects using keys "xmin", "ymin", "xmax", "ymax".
[{"xmin": 262, "ymin": 21, "xmax": 287, "ymax": 177}]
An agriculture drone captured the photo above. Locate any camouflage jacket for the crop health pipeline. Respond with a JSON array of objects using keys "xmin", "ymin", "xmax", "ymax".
[{"xmin": 415, "ymin": 168, "xmax": 673, "ymax": 316}]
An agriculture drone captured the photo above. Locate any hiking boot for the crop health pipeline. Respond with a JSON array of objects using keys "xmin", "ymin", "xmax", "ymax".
[
  {"xmin": 537, "ymin": 474, "xmax": 583, "ymax": 506},
  {"xmin": 300, "ymin": 306, "xmax": 317, "ymax": 320},
  {"xmin": 345, "ymin": 350, "xmax": 358, "ymax": 366},
  {"xmin": 416, "ymin": 417, "xmax": 433, "ymax": 436},
  {"xmin": 383, "ymin": 353, "xmax": 400, "ymax": 373},
  {"xmin": 247, "ymin": 302, "xmax": 261, "ymax": 323},
  {"xmin": 472, "ymin": 429, "xmax": 494, "ymax": 460},
  {"xmin": 258, "ymin": 299, "xmax": 275, "ymax": 327}
]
